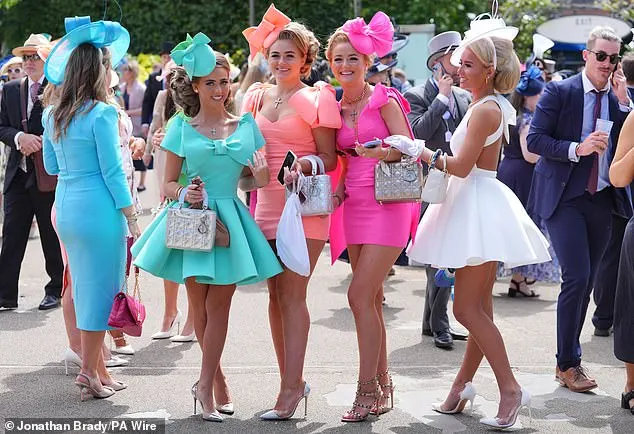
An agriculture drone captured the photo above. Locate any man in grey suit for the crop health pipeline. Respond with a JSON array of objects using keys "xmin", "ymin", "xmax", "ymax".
[{"xmin": 404, "ymin": 31, "xmax": 471, "ymax": 349}]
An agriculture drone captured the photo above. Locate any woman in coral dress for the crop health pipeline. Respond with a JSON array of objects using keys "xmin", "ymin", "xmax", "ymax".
[{"xmin": 241, "ymin": 5, "xmax": 340, "ymax": 420}]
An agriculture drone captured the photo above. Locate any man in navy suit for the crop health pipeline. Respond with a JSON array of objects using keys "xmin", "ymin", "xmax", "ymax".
[{"xmin": 528, "ymin": 27, "xmax": 633, "ymax": 393}]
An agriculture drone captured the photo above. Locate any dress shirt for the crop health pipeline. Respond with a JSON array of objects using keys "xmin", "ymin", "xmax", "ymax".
[
  {"xmin": 14, "ymin": 75, "xmax": 45, "ymax": 171},
  {"xmin": 568, "ymin": 70, "xmax": 633, "ymax": 191}
]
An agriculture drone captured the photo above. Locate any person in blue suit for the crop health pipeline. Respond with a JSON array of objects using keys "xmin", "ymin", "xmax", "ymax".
[
  {"xmin": 527, "ymin": 26, "xmax": 633, "ymax": 393},
  {"xmin": 42, "ymin": 18, "xmax": 140, "ymax": 401}
]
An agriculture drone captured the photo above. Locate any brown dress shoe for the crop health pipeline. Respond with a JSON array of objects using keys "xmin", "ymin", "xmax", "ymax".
[{"xmin": 556, "ymin": 366, "xmax": 598, "ymax": 393}]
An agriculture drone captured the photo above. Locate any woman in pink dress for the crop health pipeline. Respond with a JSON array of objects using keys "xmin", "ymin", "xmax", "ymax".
[
  {"xmin": 326, "ymin": 12, "xmax": 419, "ymax": 422},
  {"xmin": 241, "ymin": 5, "xmax": 340, "ymax": 420}
]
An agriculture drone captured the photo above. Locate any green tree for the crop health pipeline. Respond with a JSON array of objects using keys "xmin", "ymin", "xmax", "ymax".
[
  {"xmin": 499, "ymin": 0, "xmax": 558, "ymax": 61},
  {"xmin": 597, "ymin": 0, "xmax": 634, "ymax": 24}
]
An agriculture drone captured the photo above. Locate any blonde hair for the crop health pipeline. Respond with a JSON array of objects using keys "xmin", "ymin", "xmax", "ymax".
[
  {"xmin": 587, "ymin": 26, "xmax": 621, "ymax": 50},
  {"xmin": 468, "ymin": 37, "xmax": 520, "ymax": 95},
  {"xmin": 325, "ymin": 28, "xmax": 371, "ymax": 64},
  {"xmin": 268, "ymin": 22, "xmax": 320, "ymax": 79},
  {"xmin": 170, "ymin": 51, "xmax": 234, "ymax": 117}
]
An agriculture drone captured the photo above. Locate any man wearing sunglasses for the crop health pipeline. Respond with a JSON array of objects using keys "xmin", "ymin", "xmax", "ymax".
[
  {"xmin": 528, "ymin": 26, "xmax": 633, "ymax": 393},
  {"xmin": 0, "ymin": 34, "xmax": 63, "ymax": 311}
]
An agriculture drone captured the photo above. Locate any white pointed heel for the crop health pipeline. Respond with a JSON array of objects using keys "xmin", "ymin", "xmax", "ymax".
[
  {"xmin": 479, "ymin": 388, "xmax": 531, "ymax": 429},
  {"xmin": 170, "ymin": 331, "xmax": 196, "ymax": 343},
  {"xmin": 151, "ymin": 309, "xmax": 182, "ymax": 339},
  {"xmin": 432, "ymin": 382, "xmax": 477, "ymax": 414},
  {"xmin": 216, "ymin": 402, "xmax": 235, "ymax": 415},
  {"xmin": 191, "ymin": 381, "xmax": 223, "ymax": 422},
  {"xmin": 63, "ymin": 348, "xmax": 82, "ymax": 376},
  {"xmin": 260, "ymin": 382, "xmax": 311, "ymax": 420}
]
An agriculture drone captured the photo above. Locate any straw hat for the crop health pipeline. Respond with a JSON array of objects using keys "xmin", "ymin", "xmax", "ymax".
[{"xmin": 12, "ymin": 34, "xmax": 52, "ymax": 57}]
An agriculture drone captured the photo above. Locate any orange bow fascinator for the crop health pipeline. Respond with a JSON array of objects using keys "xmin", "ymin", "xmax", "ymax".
[{"xmin": 242, "ymin": 4, "xmax": 291, "ymax": 60}]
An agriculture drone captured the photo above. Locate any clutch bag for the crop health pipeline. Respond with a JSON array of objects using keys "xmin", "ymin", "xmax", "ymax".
[
  {"xmin": 108, "ymin": 267, "xmax": 146, "ymax": 337},
  {"xmin": 165, "ymin": 188, "xmax": 217, "ymax": 251},
  {"xmin": 374, "ymin": 156, "xmax": 423, "ymax": 203},
  {"xmin": 421, "ymin": 152, "xmax": 448, "ymax": 204}
]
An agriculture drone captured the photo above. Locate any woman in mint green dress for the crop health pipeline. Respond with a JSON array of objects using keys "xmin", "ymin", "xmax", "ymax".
[{"xmin": 131, "ymin": 34, "xmax": 281, "ymax": 422}]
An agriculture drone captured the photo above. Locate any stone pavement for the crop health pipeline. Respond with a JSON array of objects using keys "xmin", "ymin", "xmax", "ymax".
[{"xmin": 1, "ymin": 175, "xmax": 632, "ymax": 433}]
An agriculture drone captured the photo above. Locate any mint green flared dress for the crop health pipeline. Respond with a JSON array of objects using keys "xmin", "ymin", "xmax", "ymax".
[{"xmin": 131, "ymin": 113, "xmax": 282, "ymax": 285}]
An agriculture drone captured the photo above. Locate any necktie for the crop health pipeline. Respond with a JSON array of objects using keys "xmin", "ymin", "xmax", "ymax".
[
  {"xmin": 587, "ymin": 89, "xmax": 604, "ymax": 195},
  {"xmin": 30, "ymin": 81, "xmax": 41, "ymax": 105}
]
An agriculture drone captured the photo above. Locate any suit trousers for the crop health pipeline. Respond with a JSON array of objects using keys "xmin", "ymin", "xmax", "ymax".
[
  {"xmin": 592, "ymin": 214, "xmax": 629, "ymax": 330},
  {"xmin": 545, "ymin": 189, "xmax": 613, "ymax": 371},
  {"xmin": 0, "ymin": 170, "xmax": 62, "ymax": 304},
  {"xmin": 422, "ymin": 267, "xmax": 451, "ymax": 333}
]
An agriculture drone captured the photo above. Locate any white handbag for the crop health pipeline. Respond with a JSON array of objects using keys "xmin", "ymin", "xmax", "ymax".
[
  {"xmin": 285, "ymin": 155, "xmax": 332, "ymax": 216},
  {"xmin": 421, "ymin": 152, "xmax": 448, "ymax": 204},
  {"xmin": 165, "ymin": 188, "xmax": 217, "ymax": 252}
]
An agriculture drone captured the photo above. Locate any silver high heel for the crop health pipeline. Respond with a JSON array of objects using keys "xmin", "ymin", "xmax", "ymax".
[
  {"xmin": 191, "ymin": 381, "xmax": 223, "ymax": 422},
  {"xmin": 151, "ymin": 309, "xmax": 182, "ymax": 339},
  {"xmin": 74, "ymin": 373, "xmax": 115, "ymax": 401},
  {"xmin": 63, "ymin": 348, "xmax": 82, "ymax": 376},
  {"xmin": 260, "ymin": 382, "xmax": 311, "ymax": 420},
  {"xmin": 432, "ymin": 382, "xmax": 477, "ymax": 414},
  {"xmin": 480, "ymin": 388, "xmax": 532, "ymax": 429}
]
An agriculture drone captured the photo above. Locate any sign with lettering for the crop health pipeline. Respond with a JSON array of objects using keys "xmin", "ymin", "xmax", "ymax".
[{"xmin": 537, "ymin": 15, "xmax": 631, "ymax": 44}]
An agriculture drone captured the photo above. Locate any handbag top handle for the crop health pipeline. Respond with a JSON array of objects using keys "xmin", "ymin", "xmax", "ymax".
[
  {"xmin": 178, "ymin": 186, "xmax": 209, "ymax": 210},
  {"xmin": 300, "ymin": 155, "xmax": 326, "ymax": 176}
]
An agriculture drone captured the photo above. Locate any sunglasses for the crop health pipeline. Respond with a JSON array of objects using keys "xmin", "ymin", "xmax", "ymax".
[
  {"xmin": 22, "ymin": 54, "xmax": 41, "ymax": 62},
  {"xmin": 7, "ymin": 68, "xmax": 21, "ymax": 74},
  {"xmin": 589, "ymin": 50, "xmax": 621, "ymax": 65}
]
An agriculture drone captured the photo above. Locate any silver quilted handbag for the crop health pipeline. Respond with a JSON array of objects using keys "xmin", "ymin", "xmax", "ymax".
[
  {"xmin": 285, "ymin": 155, "xmax": 333, "ymax": 216},
  {"xmin": 165, "ymin": 188, "xmax": 217, "ymax": 252},
  {"xmin": 421, "ymin": 152, "xmax": 448, "ymax": 204},
  {"xmin": 374, "ymin": 156, "xmax": 423, "ymax": 203}
]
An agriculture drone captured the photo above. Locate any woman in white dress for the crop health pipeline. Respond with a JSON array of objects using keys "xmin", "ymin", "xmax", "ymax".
[{"xmin": 387, "ymin": 30, "xmax": 550, "ymax": 429}]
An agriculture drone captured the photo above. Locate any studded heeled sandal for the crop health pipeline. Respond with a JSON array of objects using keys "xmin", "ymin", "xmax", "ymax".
[
  {"xmin": 341, "ymin": 377, "xmax": 381, "ymax": 423},
  {"xmin": 371, "ymin": 370, "xmax": 395, "ymax": 415}
]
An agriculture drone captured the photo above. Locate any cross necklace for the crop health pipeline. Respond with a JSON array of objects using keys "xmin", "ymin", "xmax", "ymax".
[
  {"xmin": 343, "ymin": 84, "xmax": 368, "ymax": 125},
  {"xmin": 273, "ymin": 84, "xmax": 304, "ymax": 109}
]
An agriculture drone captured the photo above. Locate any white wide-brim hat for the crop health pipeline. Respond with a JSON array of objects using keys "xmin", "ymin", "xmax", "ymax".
[{"xmin": 450, "ymin": 15, "xmax": 518, "ymax": 67}]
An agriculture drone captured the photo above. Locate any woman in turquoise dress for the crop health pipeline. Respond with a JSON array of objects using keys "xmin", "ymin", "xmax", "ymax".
[
  {"xmin": 42, "ymin": 19, "xmax": 139, "ymax": 401},
  {"xmin": 131, "ymin": 34, "xmax": 282, "ymax": 422}
]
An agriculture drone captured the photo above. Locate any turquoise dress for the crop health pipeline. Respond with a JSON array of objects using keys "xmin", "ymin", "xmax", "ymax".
[
  {"xmin": 43, "ymin": 103, "xmax": 133, "ymax": 331},
  {"xmin": 131, "ymin": 113, "xmax": 282, "ymax": 285}
]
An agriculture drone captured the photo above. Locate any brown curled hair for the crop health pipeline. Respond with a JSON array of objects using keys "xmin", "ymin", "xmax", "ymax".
[{"xmin": 170, "ymin": 51, "xmax": 234, "ymax": 117}]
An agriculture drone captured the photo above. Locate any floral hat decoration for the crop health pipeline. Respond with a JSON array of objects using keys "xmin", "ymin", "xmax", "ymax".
[
  {"xmin": 516, "ymin": 65, "xmax": 545, "ymax": 96},
  {"xmin": 170, "ymin": 32, "xmax": 216, "ymax": 79},
  {"xmin": 242, "ymin": 4, "xmax": 291, "ymax": 61},
  {"xmin": 342, "ymin": 11, "xmax": 394, "ymax": 58},
  {"xmin": 44, "ymin": 16, "xmax": 130, "ymax": 85}
]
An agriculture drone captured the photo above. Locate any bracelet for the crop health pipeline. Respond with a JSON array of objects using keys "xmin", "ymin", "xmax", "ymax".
[
  {"xmin": 175, "ymin": 186, "xmax": 184, "ymax": 200},
  {"xmin": 382, "ymin": 147, "xmax": 392, "ymax": 161}
]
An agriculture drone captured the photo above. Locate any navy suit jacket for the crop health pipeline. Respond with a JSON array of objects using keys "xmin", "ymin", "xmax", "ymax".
[{"xmin": 527, "ymin": 73, "xmax": 632, "ymax": 220}]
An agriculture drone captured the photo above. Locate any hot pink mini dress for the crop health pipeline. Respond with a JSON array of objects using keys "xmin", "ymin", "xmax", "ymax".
[
  {"xmin": 333, "ymin": 83, "xmax": 419, "ymax": 250},
  {"xmin": 242, "ymin": 82, "xmax": 342, "ymax": 241}
]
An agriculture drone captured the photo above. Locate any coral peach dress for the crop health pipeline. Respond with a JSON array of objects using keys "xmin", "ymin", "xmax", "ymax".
[{"xmin": 242, "ymin": 82, "xmax": 342, "ymax": 241}]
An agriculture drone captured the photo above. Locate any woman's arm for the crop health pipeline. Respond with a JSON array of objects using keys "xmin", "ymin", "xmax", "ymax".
[
  {"xmin": 421, "ymin": 103, "xmax": 500, "ymax": 178},
  {"xmin": 239, "ymin": 151, "xmax": 269, "ymax": 191},
  {"xmin": 298, "ymin": 127, "xmax": 337, "ymax": 172},
  {"xmin": 519, "ymin": 124, "xmax": 540, "ymax": 164},
  {"xmin": 609, "ymin": 114, "xmax": 634, "ymax": 188}
]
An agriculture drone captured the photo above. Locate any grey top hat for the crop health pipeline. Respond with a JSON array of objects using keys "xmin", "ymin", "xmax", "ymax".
[{"xmin": 426, "ymin": 31, "xmax": 462, "ymax": 70}]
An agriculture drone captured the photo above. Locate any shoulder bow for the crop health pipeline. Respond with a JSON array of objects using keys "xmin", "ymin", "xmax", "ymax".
[
  {"xmin": 242, "ymin": 4, "xmax": 291, "ymax": 61},
  {"xmin": 342, "ymin": 11, "xmax": 394, "ymax": 57},
  {"xmin": 495, "ymin": 94, "xmax": 517, "ymax": 143},
  {"xmin": 171, "ymin": 32, "xmax": 216, "ymax": 79}
]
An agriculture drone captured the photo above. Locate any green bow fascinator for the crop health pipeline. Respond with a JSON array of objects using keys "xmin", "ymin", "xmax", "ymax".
[{"xmin": 171, "ymin": 32, "xmax": 216, "ymax": 79}]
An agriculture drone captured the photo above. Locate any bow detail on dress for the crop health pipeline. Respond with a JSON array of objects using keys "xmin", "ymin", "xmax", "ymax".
[
  {"xmin": 290, "ymin": 82, "xmax": 342, "ymax": 128},
  {"xmin": 495, "ymin": 93, "xmax": 517, "ymax": 143},
  {"xmin": 210, "ymin": 138, "xmax": 242, "ymax": 156},
  {"xmin": 342, "ymin": 11, "xmax": 394, "ymax": 57},
  {"xmin": 242, "ymin": 4, "xmax": 291, "ymax": 61},
  {"xmin": 171, "ymin": 32, "xmax": 216, "ymax": 79}
]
